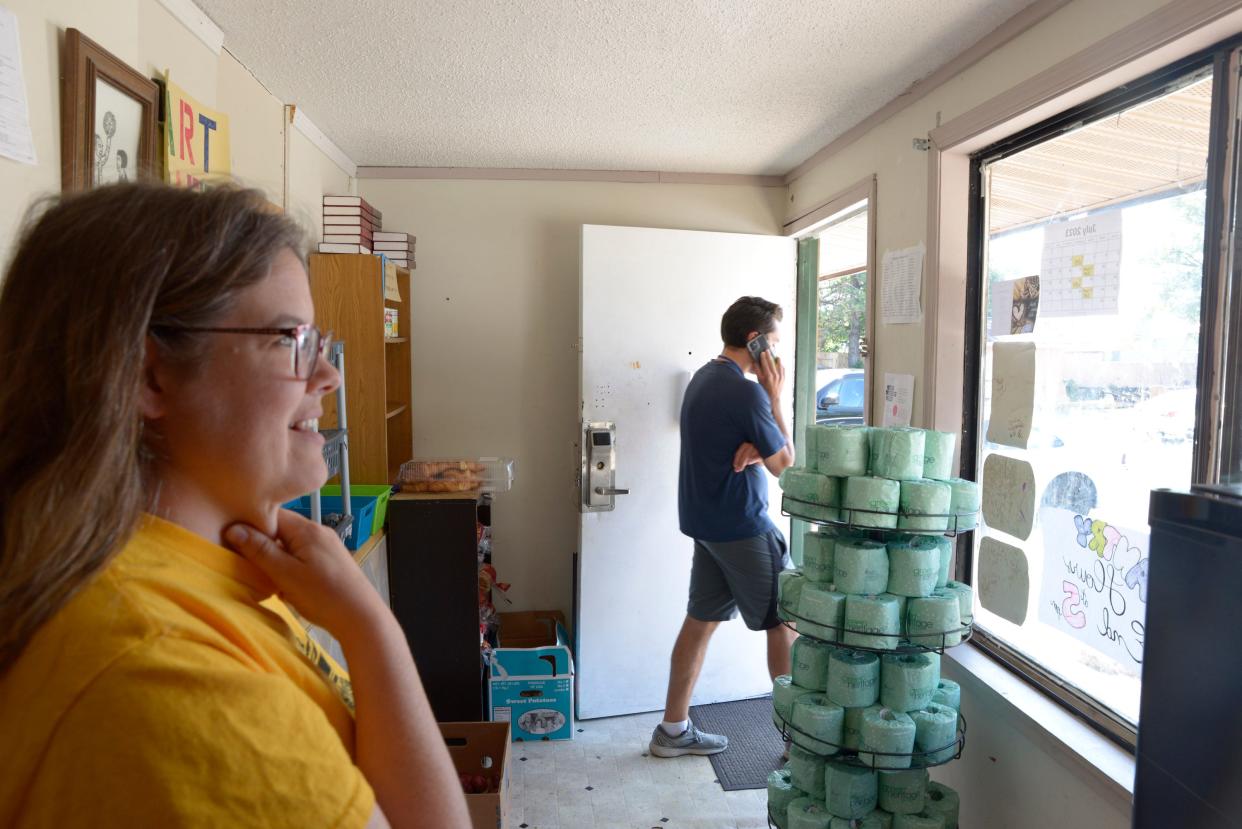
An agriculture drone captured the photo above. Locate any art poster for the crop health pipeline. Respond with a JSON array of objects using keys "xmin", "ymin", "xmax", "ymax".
[
  {"xmin": 990, "ymin": 275, "xmax": 1040, "ymax": 336},
  {"xmin": 986, "ymin": 340, "xmax": 1035, "ymax": 449},
  {"xmin": 1038, "ymin": 506, "xmax": 1148, "ymax": 667},
  {"xmin": 1039, "ymin": 212, "xmax": 1122, "ymax": 317},
  {"xmin": 162, "ymin": 73, "xmax": 231, "ymax": 188}
]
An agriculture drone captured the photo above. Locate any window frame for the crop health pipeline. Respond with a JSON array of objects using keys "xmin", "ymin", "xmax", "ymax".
[{"xmin": 959, "ymin": 37, "xmax": 1242, "ymax": 750}]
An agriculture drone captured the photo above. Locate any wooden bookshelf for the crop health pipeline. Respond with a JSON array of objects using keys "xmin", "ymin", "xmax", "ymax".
[{"xmin": 309, "ymin": 253, "xmax": 412, "ymax": 485}]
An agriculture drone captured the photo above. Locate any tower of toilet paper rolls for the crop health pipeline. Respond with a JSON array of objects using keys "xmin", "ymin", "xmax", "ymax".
[
  {"xmin": 780, "ymin": 425, "xmax": 981, "ymax": 532},
  {"xmin": 768, "ymin": 426, "xmax": 973, "ymax": 828}
]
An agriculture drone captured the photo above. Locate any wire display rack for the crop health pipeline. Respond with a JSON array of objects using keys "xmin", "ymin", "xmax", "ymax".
[
  {"xmin": 772, "ymin": 708, "xmax": 966, "ymax": 770},
  {"xmin": 778, "ymin": 604, "xmax": 974, "ymax": 656},
  {"xmin": 781, "ymin": 494, "xmax": 978, "ymax": 538}
]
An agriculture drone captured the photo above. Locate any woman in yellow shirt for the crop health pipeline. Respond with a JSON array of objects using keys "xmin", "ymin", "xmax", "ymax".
[{"xmin": 0, "ymin": 183, "xmax": 470, "ymax": 828}]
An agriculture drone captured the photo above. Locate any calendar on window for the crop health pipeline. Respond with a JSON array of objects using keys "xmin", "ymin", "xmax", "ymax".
[{"xmin": 1038, "ymin": 212, "xmax": 1122, "ymax": 317}]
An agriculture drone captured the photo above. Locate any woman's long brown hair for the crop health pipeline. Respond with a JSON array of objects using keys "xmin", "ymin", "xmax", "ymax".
[{"xmin": 0, "ymin": 183, "xmax": 305, "ymax": 672}]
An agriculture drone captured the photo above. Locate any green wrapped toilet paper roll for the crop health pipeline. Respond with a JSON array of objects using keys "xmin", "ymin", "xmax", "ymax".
[
  {"xmin": 785, "ymin": 494, "xmax": 840, "ymax": 523},
  {"xmin": 830, "ymin": 816, "xmax": 883, "ymax": 829},
  {"xmin": 814, "ymin": 424, "xmax": 870, "ymax": 477},
  {"xmin": 780, "ymin": 570, "xmax": 809, "ymax": 622},
  {"xmin": 788, "ymin": 796, "xmax": 834, "ymax": 829},
  {"xmin": 893, "ymin": 814, "xmax": 945, "ymax": 829},
  {"xmin": 843, "ymin": 594, "xmax": 902, "ymax": 650},
  {"xmin": 878, "ymin": 768, "xmax": 928, "ymax": 814},
  {"xmin": 791, "ymin": 693, "xmax": 845, "ymax": 754},
  {"xmin": 774, "ymin": 674, "xmax": 815, "ymax": 727},
  {"xmin": 834, "ymin": 539, "xmax": 890, "ymax": 594},
  {"xmin": 799, "ymin": 584, "xmax": 848, "ymax": 642},
  {"xmin": 905, "ymin": 594, "xmax": 962, "ymax": 647},
  {"xmin": 930, "ymin": 537, "xmax": 953, "ymax": 589},
  {"xmin": 768, "ymin": 768, "xmax": 805, "ymax": 829},
  {"xmin": 942, "ymin": 478, "xmax": 980, "ymax": 530},
  {"xmin": 889, "ymin": 594, "xmax": 908, "ymax": 636},
  {"xmin": 931, "ymin": 679, "xmax": 960, "ymax": 711},
  {"xmin": 782, "ymin": 467, "xmax": 841, "ymax": 505},
  {"xmin": 886, "ymin": 537, "xmax": 941, "ymax": 597},
  {"xmin": 923, "ymin": 782, "xmax": 960, "ymax": 829},
  {"xmin": 859, "ymin": 706, "xmax": 917, "ymax": 769},
  {"xmin": 869, "ymin": 427, "xmax": 926, "ymax": 481},
  {"xmin": 897, "ymin": 480, "xmax": 952, "ymax": 532},
  {"xmin": 843, "ymin": 705, "xmax": 866, "ymax": 750},
  {"xmin": 910, "ymin": 703, "xmax": 958, "ymax": 764},
  {"xmin": 868, "ymin": 811, "xmax": 895, "ymax": 829},
  {"xmin": 827, "ymin": 648, "xmax": 880, "ymax": 708},
  {"xmin": 825, "ymin": 763, "xmax": 879, "ymax": 819},
  {"xmin": 921, "ymin": 430, "xmax": 957, "ymax": 481},
  {"xmin": 792, "ymin": 637, "xmax": 835, "ymax": 691},
  {"xmin": 880, "ymin": 654, "xmax": 938, "ymax": 712},
  {"xmin": 843, "ymin": 477, "xmax": 900, "ymax": 529},
  {"xmin": 804, "ymin": 531, "xmax": 837, "ymax": 583},
  {"xmin": 788, "ymin": 745, "xmax": 827, "ymax": 799},
  {"xmin": 942, "ymin": 581, "xmax": 975, "ymax": 625},
  {"xmin": 925, "ymin": 653, "xmax": 941, "ymax": 688}
]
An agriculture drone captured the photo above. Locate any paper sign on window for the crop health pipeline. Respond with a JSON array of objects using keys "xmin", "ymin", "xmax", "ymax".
[
  {"xmin": 981, "ymin": 453, "xmax": 1036, "ymax": 540},
  {"xmin": 1037, "ymin": 506, "xmax": 1147, "ymax": 667}
]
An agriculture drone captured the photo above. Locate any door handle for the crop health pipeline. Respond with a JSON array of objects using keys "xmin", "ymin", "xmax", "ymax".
[{"xmin": 594, "ymin": 487, "xmax": 630, "ymax": 496}]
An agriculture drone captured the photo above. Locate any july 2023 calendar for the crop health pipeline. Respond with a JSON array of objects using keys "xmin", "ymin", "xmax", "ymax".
[{"xmin": 1039, "ymin": 212, "xmax": 1123, "ymax": 317}]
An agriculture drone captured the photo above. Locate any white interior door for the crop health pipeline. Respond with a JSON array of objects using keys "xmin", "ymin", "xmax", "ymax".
[{"xmin": 577, "ymin": 224, "xmax": 796, "ymax": 719}]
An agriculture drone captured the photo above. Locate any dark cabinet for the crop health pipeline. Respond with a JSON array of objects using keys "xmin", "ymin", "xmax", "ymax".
[{"xmin": 387, "ymin": 492, "xmax": 484, "ymax": 722}]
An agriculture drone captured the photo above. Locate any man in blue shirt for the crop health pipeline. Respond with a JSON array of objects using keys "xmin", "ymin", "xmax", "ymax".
[{"xmin": 650, "ymin": 296, "xmax": 797, "ymax": 757}]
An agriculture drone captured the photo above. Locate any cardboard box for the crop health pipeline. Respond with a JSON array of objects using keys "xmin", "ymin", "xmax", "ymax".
[
  {"xmin": 440, "ymin": 721, "xmax": 511, "ymax": 829},
  {"xmin": 489, "ymin": 611, "xmax": 575, "ymax": 741}
]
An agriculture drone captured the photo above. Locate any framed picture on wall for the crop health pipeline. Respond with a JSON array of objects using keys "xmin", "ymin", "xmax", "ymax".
[{"xmin": 60, "ymin": 28, "xmax": 159, "ymax": 191}]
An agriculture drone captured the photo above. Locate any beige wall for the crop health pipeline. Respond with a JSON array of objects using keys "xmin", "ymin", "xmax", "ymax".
[
  {"xmin": 357, "ymin": 178, "xmax": 786, "ymax": 617},
  {"xmin": 787, "ymin": 0, "xmax": 1171, "ymax": 426},
  {"xmin": 0, "ymin": 0, "xmax": 352, "ymax": 269}
]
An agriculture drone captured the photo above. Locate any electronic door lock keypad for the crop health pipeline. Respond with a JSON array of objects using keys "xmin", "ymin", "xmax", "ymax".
[{"xmin": 582, "ymin": 422, "xmax": 628, "ymax": 512}]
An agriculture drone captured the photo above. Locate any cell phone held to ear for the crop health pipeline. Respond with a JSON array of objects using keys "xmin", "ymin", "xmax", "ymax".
[{"xmin": 746, "ymin": 334, "xmax": 770, "ymax": 361}]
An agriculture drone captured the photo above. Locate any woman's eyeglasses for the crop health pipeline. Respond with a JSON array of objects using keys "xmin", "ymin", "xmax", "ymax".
[{"xmin": 151, "ymin": 323, "xmax": 333, "ymax": 380}]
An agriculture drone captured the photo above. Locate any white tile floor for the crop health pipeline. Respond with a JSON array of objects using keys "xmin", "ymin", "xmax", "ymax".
[{"xmin": 507, "ymin": 711, "xmax": 771, "ymax": 829}]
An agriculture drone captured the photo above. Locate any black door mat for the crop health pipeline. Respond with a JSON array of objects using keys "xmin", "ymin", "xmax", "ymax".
[{"xmin": 689, "ymin": 694, "xmax": 785, "ymax": 791}]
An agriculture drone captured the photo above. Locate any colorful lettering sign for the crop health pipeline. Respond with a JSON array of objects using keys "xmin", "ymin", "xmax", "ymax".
[
  {"xmin": 1038, "ymin": 506, "xmax": 1147, "ymax": 667},
  {"xmin": 162, "ymin": 74, "xmax": 230, "ymax": 189}
]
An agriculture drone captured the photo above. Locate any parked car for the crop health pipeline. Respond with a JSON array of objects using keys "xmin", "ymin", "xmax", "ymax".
[{"xmin": 816, "ymin": 371, "xmax": 865, "ymax": 424}]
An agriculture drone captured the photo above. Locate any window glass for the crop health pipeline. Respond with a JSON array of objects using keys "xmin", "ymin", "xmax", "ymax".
[
  {"xmin": 816, "ymin": 200, "xmax": 870, "ymax": 426},
  {"xmin": 974, "ymin": 73, "xmax": 1211, "ymax": 726}
]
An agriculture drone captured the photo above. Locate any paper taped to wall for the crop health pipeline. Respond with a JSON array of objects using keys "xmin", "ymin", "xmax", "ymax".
[
  {"xmin": 880, "ymin": 244, "xmax": 923, "ymax": 325},
  {"xmin": 0, "ymin": 6, "xmax": 36, "ymax": 165},
  {"xmin": 882, "ymin": 373, "xmax": 913, "ymax": 426}
]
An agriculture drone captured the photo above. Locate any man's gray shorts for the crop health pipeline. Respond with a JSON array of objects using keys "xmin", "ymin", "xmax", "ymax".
[{"xmin": 687, "ymin": 528, "xmax": 790, "ymax": 631}]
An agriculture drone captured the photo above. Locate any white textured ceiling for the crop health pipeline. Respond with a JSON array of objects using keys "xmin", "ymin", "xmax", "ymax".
[{"xmin": 198, "ymin": 0, "xmax": 1040, "ymax": 175}]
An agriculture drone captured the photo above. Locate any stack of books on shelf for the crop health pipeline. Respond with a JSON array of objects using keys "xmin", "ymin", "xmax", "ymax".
[
  {"xmin": 319, "ymin": 195, "xmax": 381, "ymax": 254},
  {"xmin": 372, "ymin": 232, "xmax": 416, "ymax": 269}
]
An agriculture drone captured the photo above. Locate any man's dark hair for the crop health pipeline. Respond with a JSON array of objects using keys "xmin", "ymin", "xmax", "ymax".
[{"xmin": 720, "ymin": 296, "xmax": 783, "ymax": 348}]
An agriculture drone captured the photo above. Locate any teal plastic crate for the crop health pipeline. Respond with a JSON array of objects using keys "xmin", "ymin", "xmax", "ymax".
[
  {"xmin": 283, "ymin": 494, "xmax": 377, "ymax": 551},
  {"xmin": 321, "ymin": 484, "xmax": 394, "ymax": 535}
]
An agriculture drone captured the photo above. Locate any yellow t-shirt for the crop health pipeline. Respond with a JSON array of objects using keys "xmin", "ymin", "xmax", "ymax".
[{"xmin": 0, "ymin": 515, "xmax": 375, "ymax": 828}]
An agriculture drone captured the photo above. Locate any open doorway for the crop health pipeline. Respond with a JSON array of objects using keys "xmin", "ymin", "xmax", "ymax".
[{"xmin": 815, "ymin": 200, "xmax": 871, "ymax": 425}]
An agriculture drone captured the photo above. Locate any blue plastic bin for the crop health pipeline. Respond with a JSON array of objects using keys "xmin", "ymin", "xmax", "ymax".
[{"xmin": 283, "ymin": 494, "xmax": 378, "ymax": 551}]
